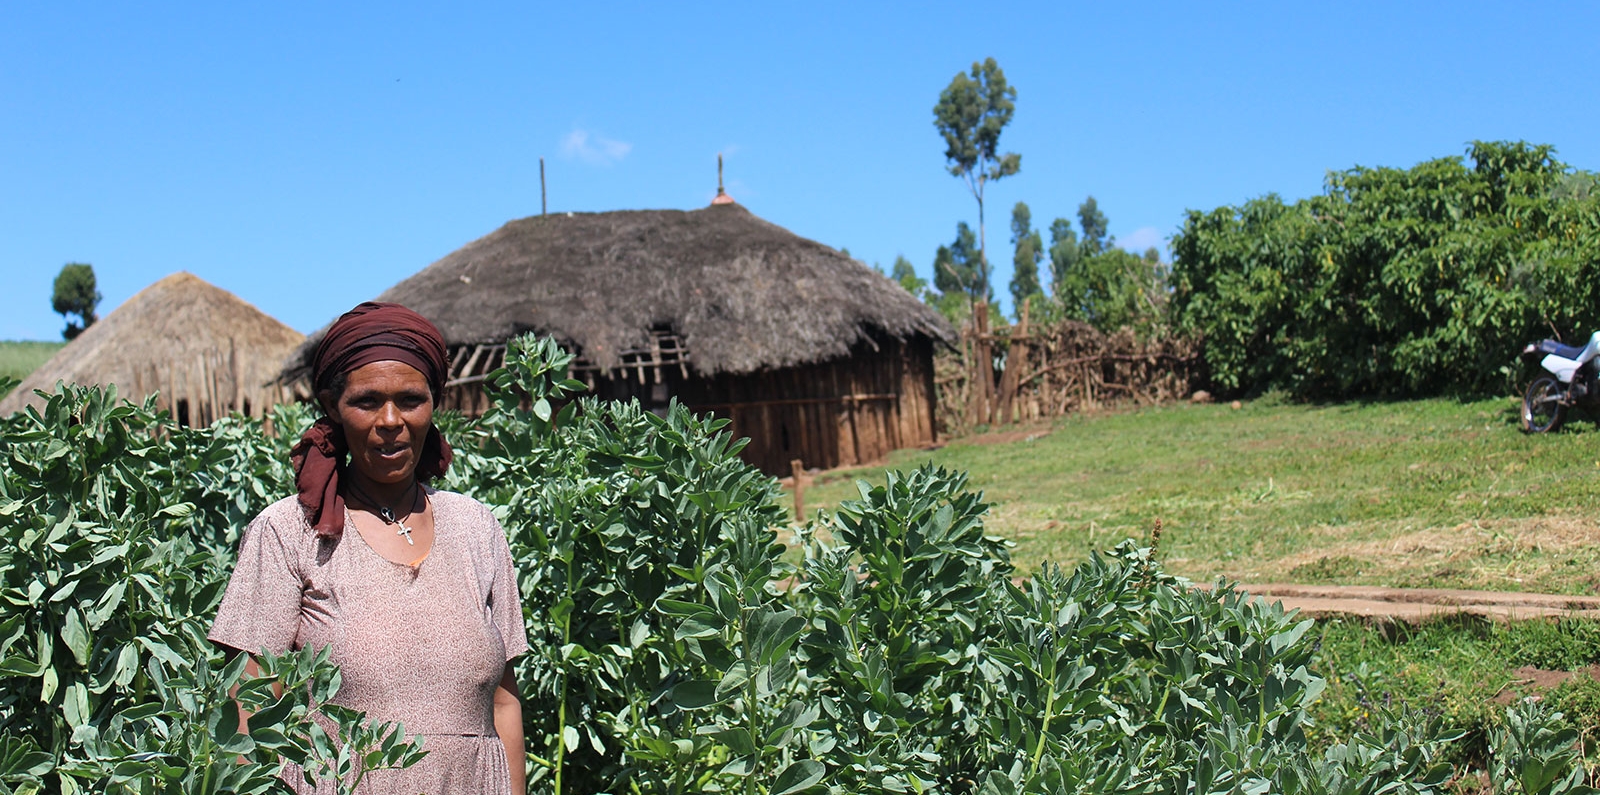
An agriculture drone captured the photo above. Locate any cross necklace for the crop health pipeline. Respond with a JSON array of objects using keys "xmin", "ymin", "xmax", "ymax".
[{"xmin": 347, "ymin": 479, "xmax": 422, "ymax": 545}]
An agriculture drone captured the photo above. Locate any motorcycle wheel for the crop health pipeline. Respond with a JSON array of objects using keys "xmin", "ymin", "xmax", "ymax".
[{"xmin": 1521, "ymin": 375, "xmax": 1567, "ymax": 433}]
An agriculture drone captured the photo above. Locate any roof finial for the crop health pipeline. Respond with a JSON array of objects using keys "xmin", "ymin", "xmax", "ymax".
[{"xmin": 712, "ymin": 152, "xmax": 735, "ymax": 205}]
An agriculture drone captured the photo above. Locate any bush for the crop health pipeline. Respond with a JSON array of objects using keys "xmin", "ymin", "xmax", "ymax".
[{"xmin": 1169, "ymin": 141, "xmax": 1600, "ymax": 399}]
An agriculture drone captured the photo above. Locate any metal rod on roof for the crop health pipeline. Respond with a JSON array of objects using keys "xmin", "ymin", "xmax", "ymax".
[{"xmin": 540, "ymin": 157, "xmax": 547, "ymax": 216}]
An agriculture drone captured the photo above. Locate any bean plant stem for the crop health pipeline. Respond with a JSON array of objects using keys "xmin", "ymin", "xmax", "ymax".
[
  {"xmin": 1028, "ymin": 669, "xmax": 1057, "ymax": 780},
  {"xmin": 554, "ymin": 549, "xmax": 574, "ymax": 795},
  {"xmin": 1154, "ymin": 682, "xmax": 1172, "ymax": 728},
  {"xmin": 743, "ymin": 603, "xmax": 760, "ymax": 795}
]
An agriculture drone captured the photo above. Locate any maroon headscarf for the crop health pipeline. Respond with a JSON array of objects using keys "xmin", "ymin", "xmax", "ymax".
[{"xmin": 290, "ymin": 302, "xmax": 454, "ymax": 537}]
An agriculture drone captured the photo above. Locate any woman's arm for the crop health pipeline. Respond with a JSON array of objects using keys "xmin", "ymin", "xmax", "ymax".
[{"xmin": 494, "ymin": 664, "xmax": 526, "ymax": 795}]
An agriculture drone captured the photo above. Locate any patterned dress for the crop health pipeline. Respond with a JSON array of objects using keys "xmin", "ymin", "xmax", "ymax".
[{"xmin": 209, "ymin": 489, "xmax": 528, "ymax": 794}]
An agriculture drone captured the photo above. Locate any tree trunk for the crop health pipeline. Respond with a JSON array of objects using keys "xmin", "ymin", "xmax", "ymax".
[{"xmin": 976, "ymin": 189, "xmax": 987, "ymax": 296}]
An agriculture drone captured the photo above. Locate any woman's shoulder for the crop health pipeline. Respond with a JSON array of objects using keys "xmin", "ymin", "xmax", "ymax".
[
  {"xmin": 226, "ymin": 495, "xmax": 315, "ymax": 557},
  {"xmin": 249, "ymin": 495, "xmax": 313, "ymax": 536}
]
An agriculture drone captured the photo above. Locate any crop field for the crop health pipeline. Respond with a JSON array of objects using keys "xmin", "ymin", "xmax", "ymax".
[
  {"xmin": 5, "ymin": 335, "xmax": 1600, "ymax": 790},
  {"xmin": 0, "ymin": 340, "xmax": 62, "ymax": 397},
  {"xmin": 793, "ymin": 395, "xmax": 1600, "ymax": 596},
  {"xmin": 26, "ymin": 338, "xmax": 1547, "ymax": 793}
]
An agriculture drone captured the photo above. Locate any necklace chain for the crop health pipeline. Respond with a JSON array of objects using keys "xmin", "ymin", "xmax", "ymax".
[{"xmin": 346, "ymin": 479, "xmax": 421, "ymax": 545}]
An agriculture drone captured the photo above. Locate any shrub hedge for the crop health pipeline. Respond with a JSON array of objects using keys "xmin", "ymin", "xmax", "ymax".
[{"xmin": 1169, "ymin": 141, "xmax": 1600, "ymax": 399}]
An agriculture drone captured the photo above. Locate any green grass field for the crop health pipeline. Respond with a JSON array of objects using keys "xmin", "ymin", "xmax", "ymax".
[
  {"xmin": 793, "ymin": 395, "xmax": 1600, "ymax": 596},
  {"xmin": 0, "ymin": 340, "xmax": 63, "ymax": 399}
]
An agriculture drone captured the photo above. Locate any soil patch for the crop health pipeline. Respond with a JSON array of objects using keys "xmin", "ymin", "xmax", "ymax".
[
  {"xmin": 959, "ymin": 423, "xmax": 1055, "ymax": 447},
  {"xmin": 1226, "ymin": 582, "xmax": 1600, "ymax": 624},
  {"xmin": 1492, "ymin": 665, "xmax": 1600, "ymax": 705}
]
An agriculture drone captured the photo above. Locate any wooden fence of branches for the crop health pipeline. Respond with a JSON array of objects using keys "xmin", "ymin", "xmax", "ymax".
[{"xmin": 935, "ymin": 301, "xmax": 1201, "ymax": 435}]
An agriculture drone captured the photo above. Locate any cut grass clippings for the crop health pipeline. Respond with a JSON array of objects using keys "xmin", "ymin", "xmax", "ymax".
[{"xmin": 791, "ymin": 395, "xmax": 1600, "ymax": 596}]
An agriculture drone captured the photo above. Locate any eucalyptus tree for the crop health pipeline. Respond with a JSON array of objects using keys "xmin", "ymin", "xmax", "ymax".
[
  {"xmin": 1077, "ymin": 196, "xmax": 1109, "ymax": 256},
  {"xmin": 1048, "ymin": 218, "xmax": 1081, "ymax": 302},
  {"xmin": 1010, "ymin": 202, "xmax": 1044, "ymax": 314},
  {"xmin": 933, "ymin": 58, "xmax": 1021, "ymax": 304}
]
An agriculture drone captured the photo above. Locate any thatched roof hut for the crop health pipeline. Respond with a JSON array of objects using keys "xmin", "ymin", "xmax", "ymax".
[
  {"xmin": 283, "ymin": 202, "xmax": 954, "ymax": 474},
  {"xmin": 1, "ymin": 272, "xmax": 303, "ymax": 424}
]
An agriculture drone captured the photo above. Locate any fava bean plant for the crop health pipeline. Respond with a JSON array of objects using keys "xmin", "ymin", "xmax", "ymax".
[{"xmin": 1, "ymin": 334, "xmax": 1593, "ymax": 794}]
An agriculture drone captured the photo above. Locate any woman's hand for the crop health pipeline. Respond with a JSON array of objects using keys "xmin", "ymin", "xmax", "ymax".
[{"xmin": 493, "ymin": 664, "xmax": 526, "ymax": 795}]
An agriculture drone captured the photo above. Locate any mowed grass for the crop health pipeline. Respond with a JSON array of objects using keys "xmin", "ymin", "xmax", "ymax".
[
  {"xmin": 0, "ymin": 340, "xmax": 63, "ymax": 399},
  {"xmin": 791, "ymin": 395, "xmax": 1600, "ymax": 595}
]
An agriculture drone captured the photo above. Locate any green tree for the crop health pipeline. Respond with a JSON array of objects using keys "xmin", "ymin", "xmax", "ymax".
[
  {"xmin": 933, "ymin": 58, "xmax": 1021, "ymax": 302},
  {"xmin": 52, "ymin": 262, "xmax": 101, "ymax": 341},
  {"xmin": 1052, "ymin": 202, "xmax": 1164, "ymax": 334},
  {"xmin": 932, "ymin": 221, "xmax": 984, "ymax": 301},
  {"xmin": 1047, "ymin": 218, "xmax": 1080, "ymax": 302},
  {"xmin": 1009, "ymin": 202, "xmax": 1044, "ymax": 315},
  {"xmin": 889, "ymin": 254, "xmax": 930, "ymax": 300},
  {"xmin": 1077, "ymin": 196, "xmax": 1109, "ymax": 256}
]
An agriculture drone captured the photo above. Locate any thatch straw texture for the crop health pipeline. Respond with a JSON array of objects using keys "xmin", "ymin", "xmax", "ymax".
[
  {"xmin": 0, "ymin": 272, "xmax": 304, "ymax": 422},
  {"xmin": 281, "ymin": 203, "xmax": 953, "ymax": 381}
]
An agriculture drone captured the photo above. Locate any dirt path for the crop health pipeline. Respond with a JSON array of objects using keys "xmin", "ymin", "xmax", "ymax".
[{"xmin": 1230, "ymin": 584, "xmax": 1600, "ymax": 623}]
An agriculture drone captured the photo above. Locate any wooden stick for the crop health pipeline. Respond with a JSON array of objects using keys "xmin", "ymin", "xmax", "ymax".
[
  {"xmin": 694, "ymin": 393, "xmax": 898, "ymax": 412},
  {"xmin": 1019, "ymin": 352, "xmax": 1199, "ymax": 386},
  {"xmin": 790, "ymin": 458, "xmax": 805, "ymax": 522}
]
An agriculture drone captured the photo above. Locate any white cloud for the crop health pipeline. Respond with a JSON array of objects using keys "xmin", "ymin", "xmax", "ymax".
[
  {"xmin": 1118, "ymin": 226, "xmax": 1165, "ymax": 257},
  {"xmin": 560, "ymin": 128, "xmax": 632, "ymax": 166}
]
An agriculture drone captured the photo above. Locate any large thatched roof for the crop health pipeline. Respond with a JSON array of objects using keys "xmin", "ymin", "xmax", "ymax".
[
  {"xmin": 282, "ymin": 203, "xmax": 952, "ymax": 381},
  {"xmin": 1, "ymin": 272, "xmax": 304, "ymax": 420}
]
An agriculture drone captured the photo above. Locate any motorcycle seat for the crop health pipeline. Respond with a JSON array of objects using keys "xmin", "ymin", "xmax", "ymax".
[{"xmin": 1536, "ymin": 339, "xmax": 1588, "ymax": 359}]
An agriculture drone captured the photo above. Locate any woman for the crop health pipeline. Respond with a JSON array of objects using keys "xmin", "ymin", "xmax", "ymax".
[{"xmin": 210, "ymin": 302, "xmax": 528, "ymax": 795}]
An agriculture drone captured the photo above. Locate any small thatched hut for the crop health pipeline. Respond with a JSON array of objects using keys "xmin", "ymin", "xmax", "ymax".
[
  {"xmin": 282, "ymin": 202, "xmax": 953, "ymax": 474},
  {"xmin": 1, "ymin": 272, "xmax": 304, "ymax": 424}
]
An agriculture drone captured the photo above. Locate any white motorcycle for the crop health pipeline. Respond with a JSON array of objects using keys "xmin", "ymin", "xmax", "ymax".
[{"xmin": 1520, "ymin": 331, "xmax": 1600, "ymax": 433}]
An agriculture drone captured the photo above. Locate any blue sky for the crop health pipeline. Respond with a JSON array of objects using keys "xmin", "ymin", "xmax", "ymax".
[{"xmin": 4, "ymin": 2, "xmax": 1598, "ymax": 340}]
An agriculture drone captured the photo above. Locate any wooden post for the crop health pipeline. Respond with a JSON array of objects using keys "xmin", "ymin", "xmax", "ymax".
[
  {"xmin": 790, "ymin": 458, "xmax": 806, "ymax": 522},
  {"xmin": 996, "ymin": 299, "xmax": 1029, "ymax": 425},
  {"xmin": 540, "ymin": 157, "xmax": 547, "ymax": 215},
  {"xmin": 968, "ymin": 301, "xmax": 993, "ymax": 427}
]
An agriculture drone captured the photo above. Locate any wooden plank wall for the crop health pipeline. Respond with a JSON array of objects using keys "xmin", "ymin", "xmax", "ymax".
[
  {"xmin": 124, "ymin": 345, "xmax": 298, "ymax": 427},
  {"xmin": 679, "ymin": 335, "xmax": 939, "ymax": 476},
  {"xmin": 435, "ymin": 333, "xmax": 942, "ymax": 478}
]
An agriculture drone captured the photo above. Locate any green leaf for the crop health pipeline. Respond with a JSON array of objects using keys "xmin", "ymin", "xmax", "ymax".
[
  {"xmin": 156, "ymin": 503, "xmax": 195, "ymax": 518},
  {"xmin": 670, "ymin": 680, "xmax": 726, "ymax": 710},
  {"xmin": 61, "ymin": 681, "xmax": 88, "ymax": 727},
  {"xmin": 59, "ymin": 609, "xmax": 90, "ymax": 667},
  {"xmin": 771, "ymin": 759, "xmax": 825, "ymax": 795}
]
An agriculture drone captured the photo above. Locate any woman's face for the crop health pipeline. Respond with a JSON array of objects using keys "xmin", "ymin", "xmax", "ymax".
[{"xmin": 323, "ymin": 360, "xmax": 435, "ymax": 486}]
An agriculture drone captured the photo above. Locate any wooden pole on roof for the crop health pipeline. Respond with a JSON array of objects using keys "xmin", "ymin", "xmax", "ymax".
[
  {"xmin": 711, "ymin": 153, "xmax": 736, "ymax": 205},
  {"xmin": 540, "ymin": 157, "xmax": 547, "ymax": 215}
]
